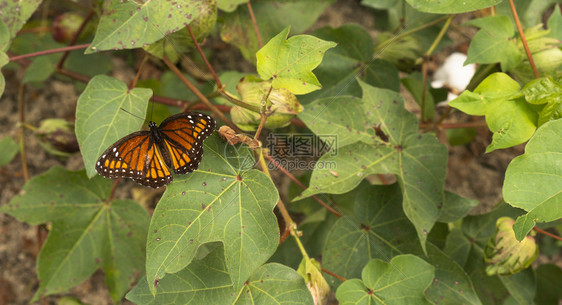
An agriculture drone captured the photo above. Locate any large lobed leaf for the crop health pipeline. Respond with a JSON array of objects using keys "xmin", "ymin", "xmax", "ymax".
[
  {"xmin": 321, "ymin": 183, "xmax": 482, "ymax": 304},
  {"xmin": 406, "ymin": 0, "xmax": 502, "ymax": 14},
  {"xmin": 463, "ymin": 16, "xmax": 522, "ymax": 71},
  {"xmin": 449, "ymin": 73, "xmax": 537, "ymax": 153},
  {"xmin": 298, "ymin": 96, "xmax": 374, "ymax": 150},
  {"xmin": 256, "ymin": 27, "xmax": 337, "ymax": 95},
  {"xmin": 299, "ymin": 81, "xmax": 447, "ymax": 252},
  {"xmin": 128, "ymin": 246, "xmax": 313, "ymax": 304},
  {"xmin": 87, "ymin": 0, "xmax": 203, "ymax": 53},
  {"xmin": 300, "ymin": 24, "xmax": 399, "ymax": 103},
  {"xmin": 0, "ymin": 167, "xmax": 149, "ymax": 303},
  {"xmin": 75, "ymin": 75, "xmax": 151, "ymax": 178},
  {"xmin": 220, "ymin": 0, "xmax": 335, "ymax": 63},
  {"xmin": 0, "ymin": 0, "xmax": 42, "ymax": 39},
  {"xmin": 336, "ymin": 255, "xmax": 434, "ymax": 305},
  {"xmin": 503, "ymin": 119, "xmax": 562, "ymax": 240},
  {"xmin": 145, "ymin": 135, "xmax": 280, "ymax": 294}
]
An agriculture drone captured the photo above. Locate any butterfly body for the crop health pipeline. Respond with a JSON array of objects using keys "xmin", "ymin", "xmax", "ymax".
[{"xmin": 95, "ymin": 112, "xmax": 216, "ymax": 188}]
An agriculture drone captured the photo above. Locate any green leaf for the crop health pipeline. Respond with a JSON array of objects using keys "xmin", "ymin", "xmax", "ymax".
[
  {"xmin": 336, "ymin": 255, "xmax": 434, "ymax": 305},
  {"xmin": 220, "ymin": 0, "xmax": 335, "ymax": 63},
  {"xmin": 23, "ymin": 55, "xmax": 60, "ymax": 83},
  {"xmin": 1, "ymin": 0, "xmax": 43, "ymax": 38},
  {"xmin": 438, "ymin": 191, "xmax": 478, "ymax": 223},
  {"xmin": 298, "ymin": 96, "xmax": 374, "ymax": 150},
  {"xmin": 299, "ymin": 81, "xmax": 447, "ymax": 253},
  {"xmin": 443, "ymin": 228, "xmax": 471, "ymax": 267},
  {"xmin": 406, "ymin": 0, "xmax": 502, "ymax": 13},
  {"xmin": 547, "ymin": 5, "xmax": 562, "ymax": 40},
  {"xmin": 535, "ymin": 264, "xmax": 562, "ymax": 305},
  {"xmin": 129, "ymin": 246, "xmax": 313, "ymax": 304},
  {"xmin": 464, "ymin": 16, "xmax": 522, "ymax": 71},
  {"xmin": 10, "ymin": 33, "xmax": 64, "ymax": 84},
  {"xmin": 300, "ymin": 24, "xmax": 399, "ymax": 103},
  {"xmin": 0, "ymin": 21, "xmax": 9, "ymax": 97},
  {"xmin": 75, "ymin": 75, "xmax": 151, "ymax": 178},
  {"xmin": 87, "ymin": 0, "xmax": 203, "ymax": 53},
  {"xmin": 503, "ymin": 119, "xmax": 562, "ymax": 240},
  {"xmin": 321, "ymin": 183, "xmax": 481, "ymax": 304},
  {"xmin": 450, "ymin": 73, "xmax": 537, "ymax": 152},
  {"xmin": 401, "ymin": 72, "xmax": 435, "ymax": 120},
  {"xmin": 522, "ymin": 76, "xmax": 562, "ymax": 126},
  {"xmin": 498, "ymin": 268, "xmax": 536, "ymax": 305},
  {"xmin": 256, "ymin": 27, "xmax": 337, "ymax": 95},
  {"xmin": 0, "ymin": 136, "xmax": 18, "ymax": 166},
  {"xmin": 146, "ymin": 135, "xmax": 279, "ymax": 294},
  {"xmin": 217, "ymin": 0, "xmax": 248, "ymax": 12},
  {"xmin": 0, "ymin": 167, "xmax": 149, "ymax": 303}
]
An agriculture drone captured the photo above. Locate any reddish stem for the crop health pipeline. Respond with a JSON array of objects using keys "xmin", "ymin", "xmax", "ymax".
[
  {"xmin": 9, "ymin": 44, "xmax": 90, "ymax": 62},
  {"xmin": 57, "ymin": 10, "xmax": 95, "ymax": 69},
  {"xmin": 508, "ymin": 0, "xmax": 539, "ymax": 78},
  {"xmin": 322, "ymin": 268, "xmax": 346, "ymax": 282},
  {"xmin": 247, "ymin": 2, "xmax": 263, "ymax": 48},
  {"xmin": 186, "ymin": 25, "xmax": 222, "ymax": 89},
  {"xmin": 534, "ymin": 226, "xmax": 562, "ymax": 241},
  {"xmin": 264, "ymin": 154, "xmax": 343, "ymax": 218},
  {"xmin": 279, "ymin": 227, "xmax": 291, "ymax": 244}
]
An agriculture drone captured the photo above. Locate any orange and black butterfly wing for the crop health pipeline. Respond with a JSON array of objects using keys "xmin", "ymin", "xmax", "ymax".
[
  {"xmin": 158, "ymin": 112, "xmax": 216, "ymax": 175},
  {"xmin": 95, "ymin": 131, "xmax": 173, "ymax": 188}
]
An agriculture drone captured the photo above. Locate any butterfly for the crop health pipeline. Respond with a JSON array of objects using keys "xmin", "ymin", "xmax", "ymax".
[{"xmin": 95, "ymin": 112, "xmax": 216, "ymax": 188}]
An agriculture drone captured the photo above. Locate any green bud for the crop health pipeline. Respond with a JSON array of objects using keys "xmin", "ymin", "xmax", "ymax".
[
  {"xmin": 297, "ymin": 258, "xmax": 330, "ymax": 305},
  {"xmin": 34, "ymin": 119, "xmax": 79, "ymax": 156},
  {"xmin": 51, "ymin": 13, "xmax": 94, "ymax": 43},
  {"xmin": 231, "ymin": 76, "xmax": 302, "ymax": 131},
  {"xmin": 484, "ymin": 217, "xmax": 537, "ymax": 276}
]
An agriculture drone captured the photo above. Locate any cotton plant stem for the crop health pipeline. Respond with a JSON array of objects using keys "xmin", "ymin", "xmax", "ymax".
[
  {"xmin": 9, "ymin": 44, "xmax": 90, "ymax": 62},
  {"xmin": 57, "ymin": 10, "xmax": 95, "ymax": 69},
  {"xmin": 420, "ymin": 15, "xmax": 454, "ymax": 122},
  {"xmin": 131, "ymin": 53, "xmax": 150, "ymax": 89},
  {"xmin": 258, "ymin": 150, "xmax": 311, "ymax": 259},
  {"xmin": 263, "ymin": 154, "xmax": 343, "ymax": 217},
  {"xmin": 508, "ymin": 0, "xmax": 539, "ymax": 78},
  {"xmin": 247, "ymin": 1, "xmax": 263, "ymax": 49},
  {"xmin": 186, "ymin": 25, "xmax": 222, "ymax": 89},
  {"xmin": 162, "ymin": 55, "xmax": 240, "ymax": 132}
]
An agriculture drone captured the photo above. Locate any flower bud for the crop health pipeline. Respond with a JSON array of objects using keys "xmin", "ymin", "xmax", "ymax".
[
  {"xmin": 34, "ymin": 119, "xmax": 79, "ymax": 156},
  {"xmin": 231, "ymin": 76, "xmax": 302, "ymax": 131},
  {"xmin": 297, "ymin": 258, "xmax": 330, "ymax": 305},
  {"xmin": 51, "ymin": 13, "xmax": 88, "ymax": 43},
  {"xmin": 484, "ymin": 217, "xmax": 537, "ymax": 276}
]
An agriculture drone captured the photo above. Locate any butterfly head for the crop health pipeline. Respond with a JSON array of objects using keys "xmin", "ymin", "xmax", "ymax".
[{"xmin": 148, "ymin": 121, "xmax": 158, "ymax": 129}]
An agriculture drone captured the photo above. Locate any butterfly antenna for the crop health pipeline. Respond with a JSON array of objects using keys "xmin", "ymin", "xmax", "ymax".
[{"xmin": 119, "ymin": 107, "xmax": 145, "ymax": 121}]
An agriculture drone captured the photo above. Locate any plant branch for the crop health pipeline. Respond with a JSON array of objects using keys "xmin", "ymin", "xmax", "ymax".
[
  {"xmin": 247, "ymin": 1, "xmax": 263, "ymax": 49},
  {"xmin": 420, "ymin": 15, "xmax": 454, "ymax": 122},
  {"xmin": 508, "ymin": 0, "xmax": 539, "ymax": 78},
  {"xmin": 186, "ymin": 24, "xmax": 222, "ymax": 89},
  {"xmin": 264, "ymin": 154, "xmax": 342, "ymax": 218},
  {"xmin": 9, "ymin": 43, "xmax": 90, "ymax": 62},
  {"xmin": 258, "ymin": 150, "xmax": 311, "ymax": 259},
  {"xmin": 57, "ymin": 10, "xmax": 94, "ymax": 69},
  {"xmin": 162, "ymin": 55, "xmax": 239, "ymax": 131},
  {"xmin": 375, "ymin": 15, "xmax": 451, "ymax": 52},
  {"xmin": 534, "ymin": 226, "xmax": 562, "ymax": 241},
  {"xmin": 253, "ymin": 85, "xmax": 274, "ymax": 139},
  {"xmin": 131, "ymin": 53, "xmax": 150, "ymax": 89},
  {"xmin": 322, "ymin": 268, "xmax": 346, "ymax": 282}
]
